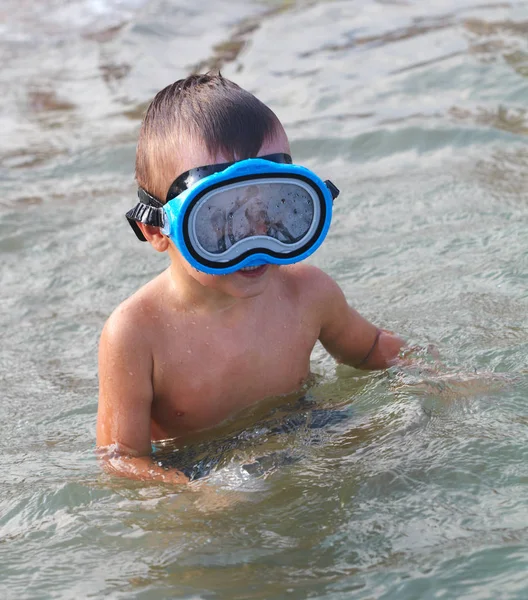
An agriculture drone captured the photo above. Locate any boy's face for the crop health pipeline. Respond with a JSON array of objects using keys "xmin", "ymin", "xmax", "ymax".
[{"xmin": 165, "ymin": 130, "xmax": 292, "ymax": 301}]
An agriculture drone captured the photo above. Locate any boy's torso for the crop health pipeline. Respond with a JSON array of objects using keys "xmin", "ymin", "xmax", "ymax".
[{"xmin": 139, "ymin": 268, "xmax": 322, "ymax": 440}]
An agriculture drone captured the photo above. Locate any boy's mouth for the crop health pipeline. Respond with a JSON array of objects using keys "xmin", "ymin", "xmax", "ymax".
[{"xmin": 238, "ymin": 265, "xmax": 268, "ymax": 277}]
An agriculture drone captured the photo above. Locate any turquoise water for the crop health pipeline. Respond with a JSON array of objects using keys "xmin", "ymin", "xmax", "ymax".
[{"xmin": 1, "ymin": 0, "xmax": 527, "ymax": 598}]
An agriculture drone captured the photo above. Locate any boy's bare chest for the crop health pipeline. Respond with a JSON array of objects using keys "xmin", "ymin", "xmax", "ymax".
[{"xmin": 150, "ymin": 308, "xmax": 318, "ymax": 436}]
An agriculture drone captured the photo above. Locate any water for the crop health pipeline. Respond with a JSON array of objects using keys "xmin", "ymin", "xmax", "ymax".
[{"xmin": 1, "ymin": 0, "xmax": 527, "ymax": 598}]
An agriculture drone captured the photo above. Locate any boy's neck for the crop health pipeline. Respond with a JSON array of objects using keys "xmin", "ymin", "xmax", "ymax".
[{"xmin": 164, "ymin": 257, "xmax": 247, "ymax": 314}]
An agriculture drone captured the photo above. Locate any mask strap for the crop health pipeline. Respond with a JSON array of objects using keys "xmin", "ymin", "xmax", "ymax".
[
  {"xmin": 125, "ymin": 188, "xmax": 166, "ymax": 242},
  {"xmin": 324, "ymin": 180, "xmax": 340, "ymax": 201}
]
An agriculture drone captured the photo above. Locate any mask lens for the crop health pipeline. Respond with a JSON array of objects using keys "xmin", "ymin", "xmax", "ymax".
[{"xmin": 193, "ymin": 180, "xmax": 315, "ymax": 255}]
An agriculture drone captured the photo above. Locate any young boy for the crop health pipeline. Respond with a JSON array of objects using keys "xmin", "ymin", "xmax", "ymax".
[{"xmin": 96, "ymin": 73, "xmax": 406, "ymax": 484}]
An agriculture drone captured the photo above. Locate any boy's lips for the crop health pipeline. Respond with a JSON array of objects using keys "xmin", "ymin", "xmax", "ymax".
[{"xmin": 238, "ymin": 265, "xmax": 268, "ymax": 278}]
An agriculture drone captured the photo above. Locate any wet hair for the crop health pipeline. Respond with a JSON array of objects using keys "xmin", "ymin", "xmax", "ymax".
[{"xmin": 135, "ymin": 73, "xmax": 285, "ymax": 202}]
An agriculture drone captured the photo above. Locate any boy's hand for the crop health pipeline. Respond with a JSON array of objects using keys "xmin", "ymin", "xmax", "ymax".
[
  {"xmin": 390, "ymin": 342, "xmax": 444, "ymax": 371},
  {"xmin": 97, "ymin": 446, "xmax": 190, "ymax": 485}
]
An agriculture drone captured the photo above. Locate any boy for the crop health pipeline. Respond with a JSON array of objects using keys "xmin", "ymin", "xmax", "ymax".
[{"xmin": 96, "ymin": 73, "xmax": 406, "ymax": 484}]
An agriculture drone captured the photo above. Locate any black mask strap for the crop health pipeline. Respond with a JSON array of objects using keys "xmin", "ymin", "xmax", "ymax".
[
  {"xmin": 126, "ymin": 189, "xmax": 166, "ymax": 242},
  {"xmin": 324, "ymin": 180, "xmax": 340, "ymax": 201}
]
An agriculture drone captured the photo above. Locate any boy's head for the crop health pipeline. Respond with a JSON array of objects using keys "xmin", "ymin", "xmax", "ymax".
[
  {"xmin": 135, "ymin": 73, "xmax": 290, "ymax": 203},
  {"xmin": 128, "ymin": 74, "xmax": 338, "ymax": 285}
]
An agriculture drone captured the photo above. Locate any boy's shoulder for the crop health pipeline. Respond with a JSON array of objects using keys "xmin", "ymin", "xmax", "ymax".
[
  {"xmin": 282, "ymin": 263, "xmax": 342, "ymax": 301},
  {"xmin": 101, "ymin": 272, "xmax": 167, "ymax": 348},
  {"xmin": 279, "ymin": 264, "xmax": 346, "ymax": 326}
]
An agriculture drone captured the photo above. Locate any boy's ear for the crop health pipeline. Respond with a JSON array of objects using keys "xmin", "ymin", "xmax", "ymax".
[{"xmin": 136, "ymin": 223, "xmax": 170, "ymax": 252}]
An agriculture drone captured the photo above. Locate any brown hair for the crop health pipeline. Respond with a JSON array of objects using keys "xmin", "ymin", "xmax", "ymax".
[{"xmin": 135, "ymin": 73, "xmax": 285, "ymax": 202}]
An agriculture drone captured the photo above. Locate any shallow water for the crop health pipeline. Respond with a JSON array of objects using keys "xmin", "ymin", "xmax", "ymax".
[{"xmin": 1, "ymin": 0, "xmax": 528, "ymax": 598}]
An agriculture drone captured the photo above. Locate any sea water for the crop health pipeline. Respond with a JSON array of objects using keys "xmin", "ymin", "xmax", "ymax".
[{"xmin": 1, "ymin": 0, "xmax": 527, "ymax": 598}]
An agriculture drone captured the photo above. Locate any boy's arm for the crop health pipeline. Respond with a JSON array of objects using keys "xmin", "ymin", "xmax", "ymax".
[
  {"xmin": 316, "ymin": 273, "xmax": 406, "ymax": 370},
  {"xmin": 96, "ymin": 312, "xmax": 188, "ymax": 484}
]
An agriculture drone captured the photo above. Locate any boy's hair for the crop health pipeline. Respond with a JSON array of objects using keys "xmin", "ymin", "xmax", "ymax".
[{"xmin": 136, "ymin": 73, "xmax": 284, "ymax": 202}]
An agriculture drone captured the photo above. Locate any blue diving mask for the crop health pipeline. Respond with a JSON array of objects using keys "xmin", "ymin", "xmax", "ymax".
[{"xmin": 126, "ymin": 154, "xmax": 339, "ymax": 275}]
